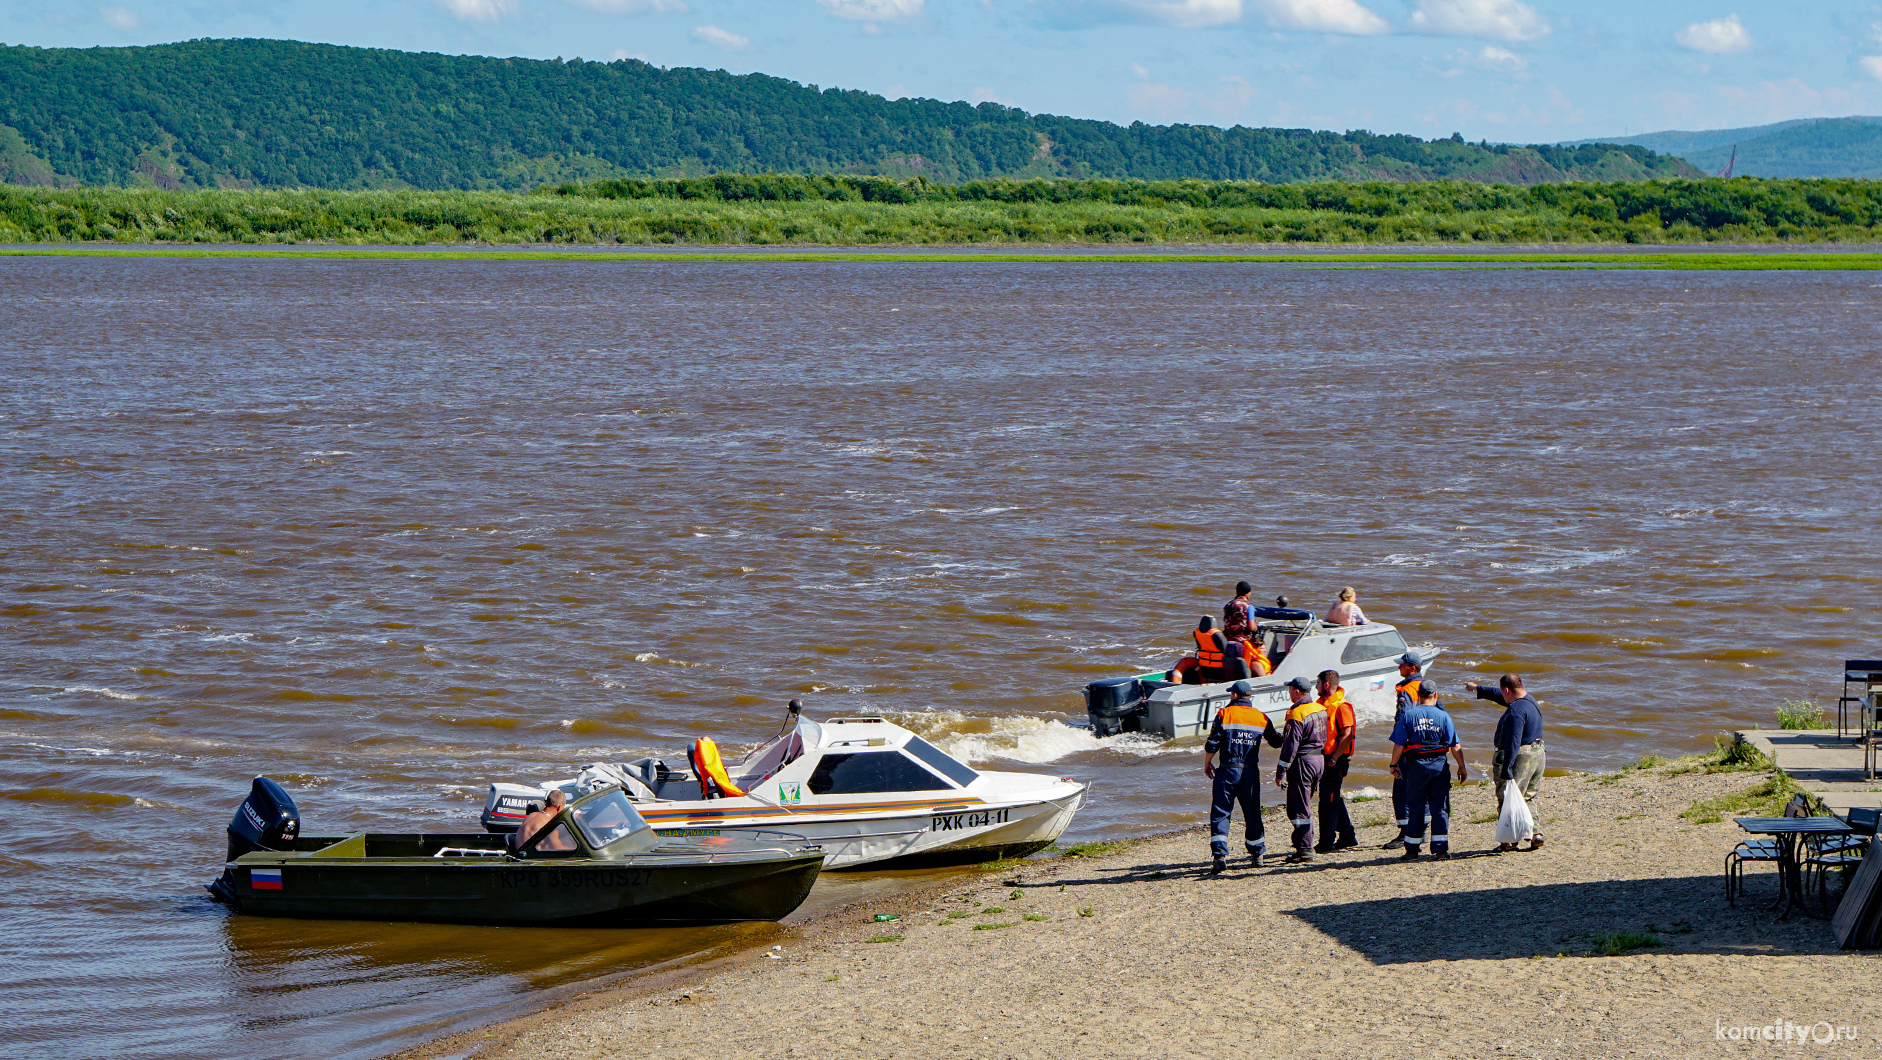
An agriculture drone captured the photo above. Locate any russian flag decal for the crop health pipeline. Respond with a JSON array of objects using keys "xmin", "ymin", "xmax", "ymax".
[{"xmin": 251, "ymin": 868, "xmax": 283, "ymax": 891}]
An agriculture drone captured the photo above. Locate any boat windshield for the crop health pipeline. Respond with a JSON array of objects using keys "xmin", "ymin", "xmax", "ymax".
[
  {"xmin": 903, "ymin": 735, "xmax": 979, "ymax": 787},
  {"xmin": 571, "ymin": 790, "xmax": 650, "ymax": 849},
  {"xmin": 1340, "ymin": 628, "xmax": 1407, "ymax": 666}
]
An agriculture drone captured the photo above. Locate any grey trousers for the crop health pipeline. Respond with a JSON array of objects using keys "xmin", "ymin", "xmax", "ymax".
[{"xmin": 1493, "ymin": 741, "xmax": 1546, "ymax": 814}]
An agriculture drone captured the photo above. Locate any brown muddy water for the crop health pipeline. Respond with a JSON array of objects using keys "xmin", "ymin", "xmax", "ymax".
[{"xmin": 2, "ymin": 256, "xmax": 1878, "ymax": 1059}]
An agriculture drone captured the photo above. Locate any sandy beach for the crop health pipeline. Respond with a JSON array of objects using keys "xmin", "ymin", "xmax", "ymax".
[{"xmin": 401, "ymin": 764, "xmax": 1882, "ymax": 1060}]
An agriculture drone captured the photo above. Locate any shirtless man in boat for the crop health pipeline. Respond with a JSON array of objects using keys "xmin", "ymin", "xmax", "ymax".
[{"xmin": 517, "ymin": 789, "xmax": 577, "ymax": 851}]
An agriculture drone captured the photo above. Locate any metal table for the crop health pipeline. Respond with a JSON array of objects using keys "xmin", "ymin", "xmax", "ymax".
[{"xmin": 1735, "ymin": 817, "xmax": 1856, "ymax": 921}]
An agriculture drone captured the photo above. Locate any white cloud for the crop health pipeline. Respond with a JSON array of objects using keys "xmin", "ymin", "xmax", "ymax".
[
  {"xmin": 1110, "ymin": 0, "xmax": 1389, "ymax": 33},
  {"xmin": 1863, "ymin": 55, "xmax": 1882, "ymax": 82},
  {"xmin": 1676, "ymin": 13, "xmax": 1751, "ymax": 55},
  {"xmin": 1408, "ymin": 0, "xmax": 1548, "ymax": 42},
  {"xmin": 815, "ymin": 0, "xmax": 923, "ymax": 20},
  {"xmin": 565, "ymin": 0, "xmax": 687, "ymax": 11},
  {"xmin": 99, "ymin": 5, "xmax": 139, "ymax": 29},
  {"xmin": 691, "ymin": 24, "xmax": 751, "ymax": 49},
  {"xmin": 1441, "ymin": 44, "xmax": 1527, "ymax": 75},
  {"xmin": 1130, "ymin": 62, "xmax": 1151, "ymax": 79},
  {"xmin": 437, "ymin": 0, "xmax": 515, "ymax": 20},
  {"xmin": 1252, "ymin": 0, "xmax": 1388, "ymax": 35},
  {"xmin": 1115, "ymin": 0, "xmax": 1242, "ymax": 28}
]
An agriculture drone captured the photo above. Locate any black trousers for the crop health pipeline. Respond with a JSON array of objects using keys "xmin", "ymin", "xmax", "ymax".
[{"xmin": 1318, "ymin": 753, "xmax": 1357, "ymax": 849}]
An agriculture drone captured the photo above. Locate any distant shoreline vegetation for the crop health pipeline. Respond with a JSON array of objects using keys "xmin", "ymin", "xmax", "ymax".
[{"xmin": 2, "ymin": 176, "xmax": 1880, "ymax": 246}]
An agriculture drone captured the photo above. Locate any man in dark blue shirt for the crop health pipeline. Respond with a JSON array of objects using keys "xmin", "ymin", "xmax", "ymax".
[
  {"xmin": 1466, "ymin": 673, "xmax": 1546, "ymax": 851},
  {"xmin": 1388, "ymin": 684, "xmax": 1469, "ymax": 859}
]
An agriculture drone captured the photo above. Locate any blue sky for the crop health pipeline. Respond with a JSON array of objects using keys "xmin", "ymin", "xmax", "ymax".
[{"xmin": 5, "ymin": 1, "xmax": 1881, "ymax": 142}]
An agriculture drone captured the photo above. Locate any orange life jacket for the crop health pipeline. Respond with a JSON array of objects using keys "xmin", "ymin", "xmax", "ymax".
[
  {"xmin": 1248, "ymin": 642, "xmax": 1272, "ymax": 677},
  {"xmin": 1321, "ymin": 688, "xmax": 1355, "ymax": 757},
  {"xmin": 1193, "ymin": 629, "xmax": 1224, "ymax": 669},
  {"xmin": 1395, "ymin": 676, "xmax": 1424, "ymax": 709},
  {"xmin": 691, "ymin": 737, "xmax": 746, "ymax": 800}
]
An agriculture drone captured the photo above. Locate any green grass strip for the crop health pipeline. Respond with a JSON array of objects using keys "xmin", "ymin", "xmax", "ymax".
[{"xmin": 1, "ymin": 246, "xmax": 1880, "ymax": 270}]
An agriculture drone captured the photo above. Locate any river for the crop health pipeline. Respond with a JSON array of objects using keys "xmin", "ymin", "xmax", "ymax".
[{"xmin": 2, "ymin": 254, "xmax": 1878, "ymax": 1059}]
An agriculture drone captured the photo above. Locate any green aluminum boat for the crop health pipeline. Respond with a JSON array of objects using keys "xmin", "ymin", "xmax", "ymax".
[{"xmin": 208, "ymin": 777, "xmax": 824, "ymax": 925}]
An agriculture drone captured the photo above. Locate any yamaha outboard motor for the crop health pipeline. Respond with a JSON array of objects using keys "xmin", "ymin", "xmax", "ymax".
[
  {"xmin": 225, "ymin": 776, "xmax": 300, "ymax": 863},
  {"xmin": 1086, "ymin": 677, "xmax": 1148, "ymax": 738}
]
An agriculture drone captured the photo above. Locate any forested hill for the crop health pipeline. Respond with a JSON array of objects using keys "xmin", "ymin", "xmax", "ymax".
[{"xmin": 0, "ymin": 38, "xmax": 1699, "ymax": 190}]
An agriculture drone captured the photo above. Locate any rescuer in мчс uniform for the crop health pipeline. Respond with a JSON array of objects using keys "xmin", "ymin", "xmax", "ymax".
[
  {"xmin": 1388, "ymin": 683, "xmax": 1469, "ymax": 860},
  {"xmin": 1383, "ymin": 652, "xmax": 1427, "ymax": 851},
  {"xmin": 1274, "ymin": 675, "xmax": 1328, "ymax": 863},
  {"xmin": 1201, "ymin": 679, "xmax": 1282, "ymax": 874}
]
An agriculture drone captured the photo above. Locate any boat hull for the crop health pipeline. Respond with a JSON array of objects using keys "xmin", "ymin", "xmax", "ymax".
[
  {"xmin": 219, "ymin": 846, "xmax": 823, "ymax": 925},
  {"xmin": 648, "ymin": 786, "xmax": 1086, "ymax": 870}
]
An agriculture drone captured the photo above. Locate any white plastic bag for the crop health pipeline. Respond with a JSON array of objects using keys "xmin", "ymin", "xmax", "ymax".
[{"xmin": 1495, "ymin": 780, "xmax": 1535, "ymax": 845}]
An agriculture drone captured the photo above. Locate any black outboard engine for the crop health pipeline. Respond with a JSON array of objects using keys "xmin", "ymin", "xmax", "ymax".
[
  {"xmin": 227, "ymin": 776, "xmax": 301, "ymax": 862},
  {"xmin": 208, "ymin": 777, "xmax": 300, "ymax": 904},
  {"xmin": 1086, "ymin": 677, "xmax": 1148, "ymax": 738}
]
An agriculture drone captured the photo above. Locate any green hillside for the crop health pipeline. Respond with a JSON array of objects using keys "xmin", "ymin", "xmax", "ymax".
[
  {"xmin": 1576, "ymin": 117, "xmax": 1882, "ymax": 179},
  {"xmin": 0, "ymin": 38, "xmax": 1699, "ymax": 190}
]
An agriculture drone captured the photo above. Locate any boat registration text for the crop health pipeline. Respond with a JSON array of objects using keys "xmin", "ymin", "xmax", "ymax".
[{"xmin": 933, "ymin": 808, "xmax": 1011, "ymax": 832}]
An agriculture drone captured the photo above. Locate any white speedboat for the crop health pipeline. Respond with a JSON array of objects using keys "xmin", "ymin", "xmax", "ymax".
[
  {"xmin": 1086, "ymin": 607, "xmax": 1442, "ymax": 739},
  {"xmin": 480, "ymin": 714, "xmax": 1086, "ymax": 870}
]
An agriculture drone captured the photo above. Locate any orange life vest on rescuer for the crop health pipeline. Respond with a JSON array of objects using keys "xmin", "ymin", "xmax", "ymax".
[{"xmin": 1321, "ymin": 688, "xmax": 1355, "ymax": 757}]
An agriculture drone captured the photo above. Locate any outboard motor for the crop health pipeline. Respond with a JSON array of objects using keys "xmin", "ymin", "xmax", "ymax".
[
  {"xmin": 481, "ymin": 782, "xmax": 548, "ymax": 833},
  {"xmin": 208, "ymin": 777, "xmax": 300, "ymax": 905},
  {"xmin": 226, "ymin": 776, "xmax": 300, "ymax": 863},
  {"xmin": 1086, "ymin": 677, "xmax": 1148, "ymax": 738}
]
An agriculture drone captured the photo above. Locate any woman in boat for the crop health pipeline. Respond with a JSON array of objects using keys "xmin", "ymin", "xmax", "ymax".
[{"xmin": 1326, "ymin": 587, "xmax": 1367, "ymax": 627}]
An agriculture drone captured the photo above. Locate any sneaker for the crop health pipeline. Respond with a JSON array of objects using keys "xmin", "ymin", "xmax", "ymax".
[
  {"xmin": 1333, "ymin": 837, "xmax": 1359, "ymax": 851},
  {"xmin": 1209, "ymin": 856, "xmax": 1227, "ymax": 875},
  {"xmin": 1247, "ymin": 851, "xmax": 1265, "ymax": 868},
  {"xmin": 1400, "ymin": 846, "xmax": 1421, "ymax": 860},
  {"xmin": 1286, "ymin": 849, "xmax": 1316, "ymax": 864},
  {"xmin": 1313, "ymin": 844, "xmax": 1333, "ymax": 854},
  {"xmin": 1433, "ymin": 850, "xmax": 1451, "ymax": 860},
  {"xmin": 1381, "ymin": 834, "xmax": 1407, "ymax": 850}
]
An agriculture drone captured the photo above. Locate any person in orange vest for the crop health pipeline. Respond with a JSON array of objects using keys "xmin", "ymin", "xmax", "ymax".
[
  {"xmin": 1382, "ymin": 653, "xmax": 1427, "ymax": 851},
  {"xmin": 1315, "ymin": 669, "xmax": 1359, "ymax": 853},
  {"xmin": 1191, "ymin": 616, "xmax": 1229, "ymax": 684},
  {"xmin": 1274, "ymin": 676, "xmax": 1327, "ymax": 862},
  {"xmin": 1201, "ymin": 679, "xmax": 1282, "ymax": 874}
]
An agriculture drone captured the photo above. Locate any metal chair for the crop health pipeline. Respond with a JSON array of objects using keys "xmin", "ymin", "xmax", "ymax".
[
  {"xmin": 1838, "ymin": 660, "xmax": 1882, "ymax": 742},
  {"xmin": 1806, "ymin": 807, "xmax": 1878, "ymax": 913},
  {"xmin": 1727, "ymin": 794, "xmax": 1811, "ymax": 905}
]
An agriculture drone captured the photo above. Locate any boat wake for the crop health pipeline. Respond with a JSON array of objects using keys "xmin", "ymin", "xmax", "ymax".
[{"xmin": 888, "ymin": 710, "xmax": 1181, "ymax": 765}]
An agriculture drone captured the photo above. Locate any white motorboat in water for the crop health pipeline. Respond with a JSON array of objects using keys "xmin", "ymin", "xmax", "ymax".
[
  {"xmin": 480, "ymin": 713, "xmax": 1086, "ymax": 870},
  {"xmin": 1086, "ymin": 607, "xmax": 1442, "ymax": 739}
]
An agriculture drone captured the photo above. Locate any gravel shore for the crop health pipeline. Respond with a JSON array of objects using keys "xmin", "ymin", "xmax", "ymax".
[{"xmin": 405, "ymin": 767, "xmax": 1882, "ymax": 1060}]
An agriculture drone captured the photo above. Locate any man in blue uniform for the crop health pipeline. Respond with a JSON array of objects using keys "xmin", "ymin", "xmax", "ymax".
[
  {"xmin": 1274, "ymin": 675, "xmax": 1327, "ymax": 863},
  {"xmin": 1382, "ymin": 652, "xmax": 1427, "ymax": 850},
  {"xmin": 1201, "ymin": 679, "xmax": 1281, "ymax": 874},
  {"xmin": 1388, "ymin": 684, "xmax": 1469, "ymax": 860}
]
